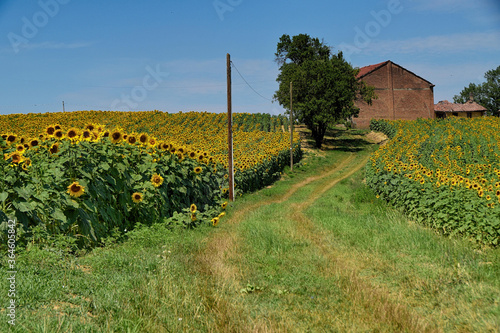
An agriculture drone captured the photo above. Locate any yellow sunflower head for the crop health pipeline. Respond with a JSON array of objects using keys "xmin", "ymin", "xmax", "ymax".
[
  {"xmin": 127, "ymin": 135, "xmax": 137, "ymax": 145},
  {"xmin": 85, "ymin": 123, "xmax": 95, "ymax": 131},
  {"xmin": 151, "ymin": 173, "xmax": 164, "ymax": 187},
  {"xmin": 46, "ymin": 125, "xmax": 56, "ymax": 136},
  {"xmin": 49, "ymin": 143, "xmax": 60, "ymax": 155},
  {"xmin": 81, "ymin": 130, "xmax": 92, "ymax": 140},
  {"xmin": 21, "ymin": 158, "xmax": 31, "ymax": 170},
  {"xmin": 6, "ymin": 134, "xmax": 17, "ymax": 144},
  {"xmin": 110, "ymin": 130, "xmax": 123, "ymax": 144},
  {"xmin": 211, "ymin": 217, "xmax": 219, "ymax": 227},
  {"xmin": 139, "ymin": 133, "xmax": 149, "ymax": 145},
  {"xmin": 67, "ymin": 128, "xmax": 79, "ymax": 140},
  {"xmin": 29, "ymin": 139, "xmax": 39, "ymax": 148},
  {"xmin": 191, "ymin": 213, "xmax": 197, "ymax": 222},
  {"xmin": 16, "ymin": 144, "xmax": 25, "ymax": 153},
  {"xmin": 131, "ymin": 192, "xmax": 143, "ymax": 203},
  {"xmin": 9, "ymin": 152, "xmax": 23, "ymax": 164},
  {"xmin": 190, "ymin": 204, "xmax": 197, "ymax": 213},
  {"xmin": 54, "ymin": 130, "xmax": 64, "ymax": 140},
  {"xmin": 221, "ymin": 201, "xmax": 228, "ymax": 210},
  {"xmin": 67, "ymin": 181, "xmax": 85, "ymax": 198},
  {"xmin": 194, "ymin": 166, "xmax": 202, "ymax": 174}
]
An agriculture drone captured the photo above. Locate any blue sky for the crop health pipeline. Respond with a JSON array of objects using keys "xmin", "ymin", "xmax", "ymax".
[{"xmin": 0, "ymin": 0, "xmax": 499, "ymax": 116}]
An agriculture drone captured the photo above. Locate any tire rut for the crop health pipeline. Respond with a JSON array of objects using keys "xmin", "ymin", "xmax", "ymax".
[
  {"xmin": 288, "ymin": 155, "xmax": 437, "ymax": 333},
  {"xmin": 194, "ymin": 152, "xmax": 435, "ymax": 332}
]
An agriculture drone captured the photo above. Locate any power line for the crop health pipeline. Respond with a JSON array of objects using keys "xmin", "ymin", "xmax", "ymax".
[{"xmin": 231, "ymin": 61, "xmax": 274, "ymax": 102}]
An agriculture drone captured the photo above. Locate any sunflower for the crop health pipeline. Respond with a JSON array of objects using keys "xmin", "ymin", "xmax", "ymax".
[
  {"xmin": 127, "ymin": 135, "xmax": 137, "ymax": 145},
  {"xmin": 67, "ymin": 181, "xmax": 85, "ymax": 198},
  {"xmin": 16, "ymin": 145, "xmax": 25, "ymax": 153},
  {"xmin": 188, "ymin": 151, "xmax": 197, "ymax": 159},
  {"xmin": 194, "ymin": 166, "xmax": 202, "ymax": 174},
  {"xmin": 29, "ymin": 139, "xmax": 39, "ymax": 148},
  {"xmin": 21, "ymin": 158, "xmax": 31, "ymax": 170},
  {"xmin": 221, "ymin": 201, "xmax": 228, "ymax": 209},
  {"xmin": 191, "ymin": 213, "xmax": 197, "ymax": 222},
  {"xmin": 54, "ymin": 124, "xmax": 62, "ymax": 130},
  {"xmin": 85, "ymin": 123, "xmax": 95, "ymax": 131},
  {"xmin": 46, "ymin": 125, "xmax": 56, "ymax": 136},
  {"xmin": 211, "ymin": 217, "xmax": 219, "ymax": 227},
  {"xmin": 176, "ymin": 152, "xmax": 184, "ymax": 161},
  {"xmin": 218, "ymin": 212, "xmax": 225, "ymax": 219},
  {"xmin": 81, "ymin": 130, "xmax": 92, "ymax": 140},
  {"xmin": 54, "ymin": 130, "xmax": 64, "ymax": 140},
  {"xmin": 151, "ymin": 173, "xmax": 164, "ymax": 187},
  {"xmin": 139, "ymin": 133, "xmax": 149, "ymax": 145},
  {"xmin": 49, "ymin": 143, "xmax": 60, "ymax": 155},
  {"xmin": 8, "ymin": 152, "xmax": 23, "ymax": 164},
  {"xmin": 131, "ymin": 192, "xmax": 143, "ymax": 203},
  {"xmin": 148, "ymin": 138, "xmax": 157, "ymax": 146},
  {"xmin": 67, "ymin": 128, "xmax": 79, "ymax": 140},
  {"xmin": 190, "ymin": 204, "xmax": 197, "ymax": 213},
  {"xmin": 6, "ymin": 134, "xmax": 16, "ymax": 144},
  {"xmin": 110, "ymin": 130, "xmax": 123, "ymax": 144}
]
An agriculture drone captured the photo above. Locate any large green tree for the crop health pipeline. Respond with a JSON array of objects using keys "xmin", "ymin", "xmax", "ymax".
[
  {"xmin": 274, "ymin": 34, "xmax": 375, "ymax": 148},
  {"xmin": 453, "ymin": 65, "xmax": 500, "ymax": 116}
]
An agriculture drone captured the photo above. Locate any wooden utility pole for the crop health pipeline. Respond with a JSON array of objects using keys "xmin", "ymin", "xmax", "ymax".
[
  {"xmin": 62, "ymin": 101, "xmax": 65, "ymax": 112},
  {"xmin": 290, "ymin": 81, "xmax": 293, "ymax": 171},
  {"xmin": 227, "ymin": 53, "xmax": 234, "ymax": 202}
]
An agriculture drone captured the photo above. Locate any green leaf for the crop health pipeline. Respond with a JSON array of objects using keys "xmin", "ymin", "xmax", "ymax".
[
  {"xmin": 53, "ymin": 209, "xmax": 67, "ymax": 223},
  {"xmin": 100, "ymin": 162, "xmax": 110, "ymax": 171},
  {"xmin": 14, "ymin": 200, "xmax": 34, "ymax": 212},
  {"xmin": 131, "ymin": 173, "xmax": 142, "ymax": 182},
  {"xmin": 0, "ymin": 192, "xmax": 8, "ymax": 203}
]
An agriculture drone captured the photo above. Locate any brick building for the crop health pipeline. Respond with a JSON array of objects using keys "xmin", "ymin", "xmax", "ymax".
[{"xmin": 353, "ymin": 61, "xmax": 435, "ymax": 128}]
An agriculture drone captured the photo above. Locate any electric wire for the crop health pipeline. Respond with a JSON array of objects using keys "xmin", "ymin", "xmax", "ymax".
[{"xmin": 231, "ymin": 61, "xmax": 273, "ymax": 102}]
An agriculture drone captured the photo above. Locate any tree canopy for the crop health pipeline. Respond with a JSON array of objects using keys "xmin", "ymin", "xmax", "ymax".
[
  {"xmin": 453, "ymin": 65, "xmax": 500, "ymax": 116},
  {"xmin": 274, "ymin": 34, "xmax": 374, "ymax": 148}
]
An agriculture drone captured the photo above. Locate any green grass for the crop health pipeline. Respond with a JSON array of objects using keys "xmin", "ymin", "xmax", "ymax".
[{"xmin": 1, "ymin": 128, "xmax": 499, "ymax": 332}]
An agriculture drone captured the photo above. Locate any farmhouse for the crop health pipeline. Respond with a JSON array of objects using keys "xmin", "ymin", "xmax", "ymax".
[
  {"xmin": 353, "ymin": 60, "xmax": 435, "ymax": 129},
  {"xmin": 434, "ymin": 98, "xmax": 487, "ymax": 118}
]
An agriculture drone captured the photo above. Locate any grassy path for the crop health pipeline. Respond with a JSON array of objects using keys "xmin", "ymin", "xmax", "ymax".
[
  {"xmin": 1, "ymin": 130, "xmax": 499, "ymax": 332},
  {"xmin": 193, "ymin": 149, "xmax": 433, "ymax": 332},
  {"xmin": 190, "ymin": 139, "xmax": 499, "ymax": 332}
]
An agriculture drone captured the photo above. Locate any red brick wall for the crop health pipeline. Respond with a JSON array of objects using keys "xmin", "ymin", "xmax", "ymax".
[{"xmin": 353, "ymin": 62, "xmax": 434, "ymax": 129}]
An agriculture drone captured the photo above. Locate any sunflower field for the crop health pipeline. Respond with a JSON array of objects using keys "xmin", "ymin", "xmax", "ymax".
[
  {"xmin": 367, "ymin": 117, "xmax": 500, "ymax": 246},
  {"xmin": 0, "ymin": 110, "xmax": 301, "ymax": 248}
]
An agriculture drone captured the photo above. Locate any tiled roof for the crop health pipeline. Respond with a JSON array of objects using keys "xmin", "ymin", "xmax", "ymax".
[
  {"xmin": 356, "ymin": 61, "xmax": 389, "ymax": 79},
  {"xmin": 434, "ymin": 100, "xmax": 487, "ymax": 112}
]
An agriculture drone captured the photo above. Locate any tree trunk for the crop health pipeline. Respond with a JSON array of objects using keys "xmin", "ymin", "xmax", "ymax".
[{"xmin": 310, "ymin": 123, "xmax": 327, "ymax": 149}]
